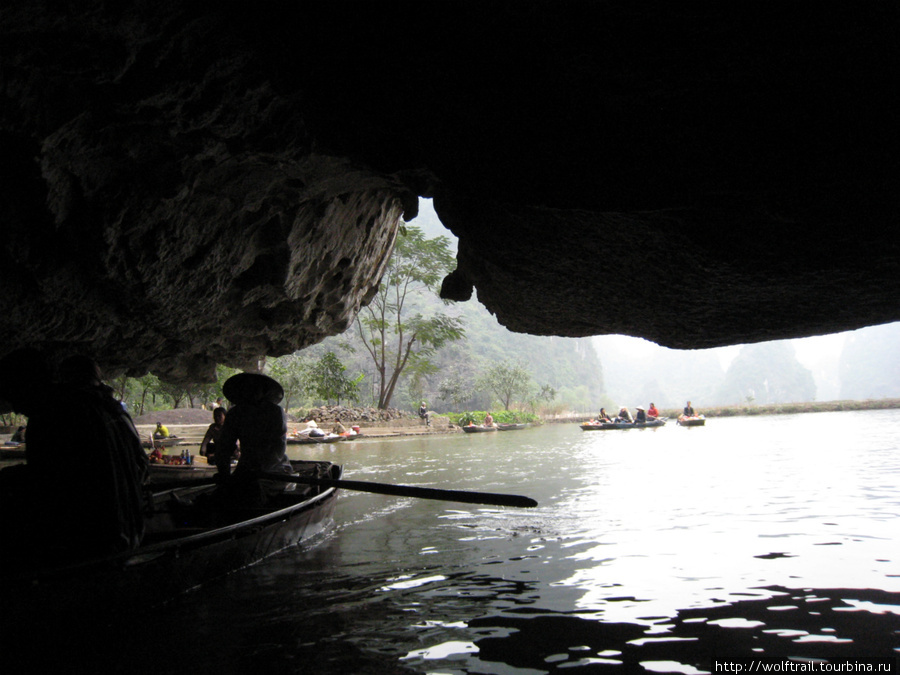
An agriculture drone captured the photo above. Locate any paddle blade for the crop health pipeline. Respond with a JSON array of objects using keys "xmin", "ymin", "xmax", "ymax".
[{"xmin": 262, "ymin": 473, "xmax": 538, "ymax": 508}]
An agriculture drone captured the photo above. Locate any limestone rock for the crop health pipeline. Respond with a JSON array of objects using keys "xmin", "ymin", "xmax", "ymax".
[{"xmin": 1, "ymin": 2, "xmax": 899, "ymax": 380}]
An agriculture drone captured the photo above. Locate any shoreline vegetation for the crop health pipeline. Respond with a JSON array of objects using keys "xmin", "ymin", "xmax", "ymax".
[
  {"xmin": 5, "ymin": 399, "xmax": 897, "ymax": 445},
  {"xmin": 301, "ymin": 398, "xmax": 900, "ymax": 438}
]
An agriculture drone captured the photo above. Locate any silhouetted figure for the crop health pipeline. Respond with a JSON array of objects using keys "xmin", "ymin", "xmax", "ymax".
[
  {"xmin": 216, "ymin": 373, "xmax": 293, "ymax": 508},
  {"xmin": 0, "ymin": 350, "xmax": 147, "ymax": 559}
]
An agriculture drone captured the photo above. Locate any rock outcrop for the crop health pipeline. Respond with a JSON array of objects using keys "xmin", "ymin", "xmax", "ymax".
[{"xmin": 1, "ymin": 2, "xmax": 898, "ymax": 380}]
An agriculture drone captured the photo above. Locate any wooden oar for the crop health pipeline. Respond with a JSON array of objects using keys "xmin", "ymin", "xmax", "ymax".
[
  {"xmin": 260, "ymin": 472, "xmax": 538, "ymax": 508},
  {"xmin": 146, "ymin": 477, "xmax": 215, "ymax": 493}
]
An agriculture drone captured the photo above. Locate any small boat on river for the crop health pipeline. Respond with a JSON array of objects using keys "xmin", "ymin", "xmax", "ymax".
[
  {"xmin": 287, "ymin": 433, "xmax": 343, "ymax": 444},
  {"xmin": 580, "ymin": 418, "xmax": 666, "ymax": 430},
  {"xmin": 1, "ymin": 459, "xmax": 341, "ymax": 615},
  {"xmin": 463, "ymin": 424, "xmax": 498, "ymax": 433},
  {"xmin": 677, "ymin": 415, "xmax": 706, "ymax": 427},
  {"xmin": 496, "ymin": 423, "xmax": 528, "ymax": 431}
]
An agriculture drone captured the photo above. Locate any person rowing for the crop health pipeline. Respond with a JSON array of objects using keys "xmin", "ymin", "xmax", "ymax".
[{"xmin": 215, "ymin": 372, "xmax": 294, "ymax": 508}]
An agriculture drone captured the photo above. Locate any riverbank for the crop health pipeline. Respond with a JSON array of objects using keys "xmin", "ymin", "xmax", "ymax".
[
  {"xmin": 126, "ymin": 397, "xmax": 900, "ymax": 442},
  {"xmin": 544, "ymin": 397, "xmax": 900, "ymax": 424},
  {"xmin": 133, "ymin": 413, "xmax": 457, "ymax": 444}
]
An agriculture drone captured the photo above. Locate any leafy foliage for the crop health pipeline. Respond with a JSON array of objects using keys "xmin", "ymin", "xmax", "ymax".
[
  {"xmin": 267, "ymin": 354, "xmax": 312, "ymax": 410},
  {"xmin": 355, "ymin": 225, "xmax": 465, "ymax": 409},
  {"xmin": 307, "ymin": 352, "xmax": 362, "ymax": 405},
  {"xmin": 452, "ymin": 410, "xmax": 540, "ymax": 426},
  {"xmin": 438, "ymin": 373, "xmax": 474, "ymax": 410},
  {"xmin": 477, "ymin": 359, "xmax": 533, "ymax": 409}
]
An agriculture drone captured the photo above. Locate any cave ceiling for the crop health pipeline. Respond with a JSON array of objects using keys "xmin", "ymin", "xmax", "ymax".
[{"xmin": 1, "ymin": 2, "xmax": 898, "ymax": 382}]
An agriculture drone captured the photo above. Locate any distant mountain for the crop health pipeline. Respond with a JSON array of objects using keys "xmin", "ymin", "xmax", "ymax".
[
  {"xmin": 716, "ymin": 342, "xmax": 816, "ymax": 405},
  {"xmin": 839, "ymin": 322, "xmax": 900, "ymax": 399},
  {"xmin": 594, "ymin": 337, "xmax": 723, "ymax": 409}
]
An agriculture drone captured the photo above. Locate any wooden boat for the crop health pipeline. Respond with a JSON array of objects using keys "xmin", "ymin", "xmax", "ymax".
[
  {"xmin": 0, "ymin": 444, "xmax": 26, "ymax": 460},
  {"xmin": 580, "ymin": 418, "xmax": 666, "ymax": 430},
  {"xmin": 496, "ymin": 423, "xmax": 528, "ymax": 431},
  {"xmin": 462, "ymin": 424, "xmax": 498, "ymax": 433},
  {"xmin": 141, "ymin": 436, "xmax": 185, "ymax": 449},
  {"xmin": 1, "ymin": 460, "xmax": 341, "ymax": 616},
  {"xmin": 677, "ymin": 415, "xmax": 706, "ymax": 427},
  {"xmin": 148, "ymin": 460, "xmax": 218, "ymax": 483},
  {"xmin": 287, "ymin": 433, "xmax": 343, "ymax": 444}
]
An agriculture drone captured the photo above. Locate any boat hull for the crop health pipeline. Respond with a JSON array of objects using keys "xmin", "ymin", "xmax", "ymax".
[
  {"xmin": 463, "ymin": 425, "xmax": 498, "ymax": 433},
  {"xmin": 148, "ymin": 462, "xmax": 218, "ymax": 483},
  {"xmin": 496, "ymin": 423, "xmax": 528, "ymax": 431},
  {"xmin": 1, "ymin": 460, "xmax": 341, "ymax": 618},
  {"xmin": 287, "ymin": 434, "xmax": 342, "ymax": 444},
  {"xmin": 677, "ymin": 416, "xmax": 706, "ymax": 426},
  {"xmin": 580, "ymin": 419, "xmax": 666, "ymax": 430},
  {"xmin": 0, "ymin": 445, "xmax": 26, "ymax": 460}
]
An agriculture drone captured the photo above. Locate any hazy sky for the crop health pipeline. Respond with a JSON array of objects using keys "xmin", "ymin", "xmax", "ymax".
[{"xmin": 409, "ymin": 198, "xmax": 851, "ymax": 368}]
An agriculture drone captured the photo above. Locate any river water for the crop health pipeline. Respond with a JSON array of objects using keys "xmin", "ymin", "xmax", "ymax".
[{"xmin": 8, "ymin": 410, "xmax": 900, "ymax": 673}]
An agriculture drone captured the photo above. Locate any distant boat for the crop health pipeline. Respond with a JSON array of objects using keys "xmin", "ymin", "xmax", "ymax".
[
  {"xmin": 677, "ymin": 415, "xmax": 706, "ymax": 427},
  {"xmin": 580, "ymin": 418, "xmax": 666, "ymax": 430},
  {"xmin": 496, "ymin": 423, "xmax": 528, "ymax": 431},
  {"xmin": 462, "ymin": 424, "xmax": 498, "ymax": 433},
  {"xmin": 141, "ymin": 436, "xmax": 185, "ymax": 449},
  {"xmin": 287, "ymin": 433, "xmax": 343, "ymax": 444}
]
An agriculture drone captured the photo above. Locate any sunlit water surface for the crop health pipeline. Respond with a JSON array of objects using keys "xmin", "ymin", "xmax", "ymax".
[{"xmin": 7, "ymin": 410, "xmax": 900, "ymax": 673}]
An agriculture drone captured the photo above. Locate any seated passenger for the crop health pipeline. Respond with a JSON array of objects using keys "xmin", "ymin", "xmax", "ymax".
[
  {"xmin": 154, "ymin": 422, "xmax": 170, "ymax": 439},
  {"xmin": 647, "ymin": 403, "xmax": 659, "ymax": 419},
  {"xmin": 616, "ymin": 407, "xmax": 634, "ymax": 423},
  {"xmin": 634, "ymin": 406, "xmax": 647, "ymax": 423},
  {"xmin": 199, "ymin": 407, "xmax": 227, "ymax": 465},
  {"xmin": 597, "ymin": 408, "xmax": 611, "ymax": 423}
]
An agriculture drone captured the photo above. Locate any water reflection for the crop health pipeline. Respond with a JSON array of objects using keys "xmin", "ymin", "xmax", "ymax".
[
  {"xmin": 4, "ymin": 412, "xmax": 898, "ymax": 673},
  {"xmin": 458, "ymin": 585, "xmax": 900, "ymax": 672}
]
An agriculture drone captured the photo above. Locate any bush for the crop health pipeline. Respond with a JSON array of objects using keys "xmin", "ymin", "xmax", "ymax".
[{"xmin": 452, "ymin": 410, "xmax": 541, "ymax": 426}]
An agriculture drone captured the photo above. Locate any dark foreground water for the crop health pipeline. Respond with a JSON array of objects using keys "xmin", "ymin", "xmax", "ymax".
[{"xmin": 5, "ymin": 410, "xmax": 899, "ymax": 673}]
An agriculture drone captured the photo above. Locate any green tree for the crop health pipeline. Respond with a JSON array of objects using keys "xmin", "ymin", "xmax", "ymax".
[
  {"xmin": 132, "ymin": 373, "xmax": 161, "ymax": 417},
  {"xmin": 356, "ymin": 225, "xmax": 464, "ymax": 409},
  {"xmin": 157, "ymin": 380, "xmax": 188, "ymax": 408},
  {"xmin": 479, "ymin": 359, "xmax": 533, "ymax": 410},
  {"xmin": 307, "ymin": 352, "xmax": 362, "ymax": 405},
  {"xmin": 267, "ymin": 354, "xmax": 312, "ymax": 410},
  {"xmin": 438, "ymin": 373, "xmax": 474, "ymax": 411}
]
